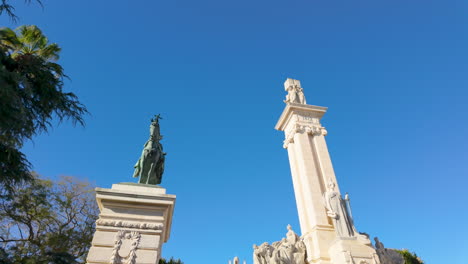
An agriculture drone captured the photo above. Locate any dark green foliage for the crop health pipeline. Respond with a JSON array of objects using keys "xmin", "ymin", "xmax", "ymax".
[
  {"xmin": 0, "ymin": 175, "xmax": 98, "ymax": 263},
  {"xmin": 396, "ymin": 249, "xmax": 424, "ymax": 264},
  {"xmin": 159, "ymin": 257, "xmax": 184, "ymax": 264},
  {"xmin": 0, "ymin": 25, "xmax": 87, "ymax": 189}
]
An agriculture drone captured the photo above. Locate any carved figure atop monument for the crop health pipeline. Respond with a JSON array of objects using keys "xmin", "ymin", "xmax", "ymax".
[
  {"xmin": 133, "ymin": 115, "xmax": 166, "ymax": 185},
  {"xmin": 323, "ymin": 181, "xmax": 354, "ymax": 238},
  {"xmin": 284, "ymin": 78, "xmax": 306, "ymax": 104}
]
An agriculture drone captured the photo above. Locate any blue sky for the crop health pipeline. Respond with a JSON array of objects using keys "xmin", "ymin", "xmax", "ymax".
[{"xmin": 2, "ymin": 0, "xmax": 468, "ymax": 263}]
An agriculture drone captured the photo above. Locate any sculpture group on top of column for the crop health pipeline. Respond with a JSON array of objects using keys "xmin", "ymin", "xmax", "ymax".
[
  {"xmin": 284, "ymin": 78, "xmax": 307, "ymax": 104},
  {"xmin": 253, "ymin": 225, "xmax": 306, "ymax": 264}
]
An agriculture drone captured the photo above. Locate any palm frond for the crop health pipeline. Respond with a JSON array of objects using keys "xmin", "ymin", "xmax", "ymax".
[
  {"xmin": 39, "ymin": 43, "xmax": 60, "ymax": 61},
  {"xmin": 0, "ymin": 27, "xmax": 21, "ymax": 51}
]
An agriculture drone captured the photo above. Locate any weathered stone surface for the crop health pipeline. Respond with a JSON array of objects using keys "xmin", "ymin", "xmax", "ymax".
[
  {"xmin": 374, "ymin": 237, "xmax": 405, "ymax": 264},
  {"xmin": 284, "ymin": 78, "xmax": 307, "ymax": 104},
  {"xmin": 328, "ymin": 237, "xmax": 380, "ymax": 264},
  {"xmin": 253, "ymin": 225, "xmax": 306, "ymax": 264},
  {"xmin": 86, "ymin": 183, "xmax": 175, "ymax": 264}
]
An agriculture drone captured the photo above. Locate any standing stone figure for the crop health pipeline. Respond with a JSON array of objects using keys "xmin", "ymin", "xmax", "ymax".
[
  {"xmin": 284, "ymin": 78, "xmax": 307, "ymax": 104},
  {"xmin": 323, "ymin": 181, "xmax": 354, "ymax": 238},
  {"xmin": 133, "ymin": 115, "xmax": 166, "ymax": 185}
]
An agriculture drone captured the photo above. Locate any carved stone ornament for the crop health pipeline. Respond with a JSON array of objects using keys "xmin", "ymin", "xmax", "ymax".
[
  {"xmin": 323, "ymin": 181, "xmax": 355, "ymax": 238},
  {"xmin": 283, "ymin": 124, "xmax": 327, "ymax": 148},
  {"xmin": 96, "ymin": 219, "xmax": 163, "ymax": 230},
  {"xmin": 253, "ymin": 225, "xmax": 306, "ymax": 264},
  {"xmin": 284, "ymin": 78, "xmax": 307, "ymax": 104},
  {"xmin": 110, "ymin": 230, "xmax": 141, "ymax": 264}
]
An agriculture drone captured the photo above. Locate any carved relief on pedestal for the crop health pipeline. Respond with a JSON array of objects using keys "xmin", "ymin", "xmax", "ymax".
[
  {"xmin": 96, "ymin": 219, "xmax": 163, "ymax": 230},
  {"xmin": 110, "ymin": 230, "xmax": 141, "ymax": 264},
  {"xmin": 296, "ymin": 111, "xmax": 320, "ymax": 124}
]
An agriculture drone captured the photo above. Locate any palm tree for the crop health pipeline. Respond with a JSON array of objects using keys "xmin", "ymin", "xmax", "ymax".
[
  {"xmin": 0, "ymin": 25, "xmax": 64, "ymax": 77},
  {"xmin": 2, "ymin": 25, "xmax": 60, "ymax": 59},
  {"xmin": 0, "ymin": 25, "xmax": 87, "ymax": 188}
]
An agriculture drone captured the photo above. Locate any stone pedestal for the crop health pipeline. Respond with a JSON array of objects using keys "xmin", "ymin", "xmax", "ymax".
[
  {"xmin": 86, "ymin": 183, "xmax": 176, "ymax": 264},
  {"xmin": 329, "ymin": 238, "xmax": 380, "ymax": 264}
]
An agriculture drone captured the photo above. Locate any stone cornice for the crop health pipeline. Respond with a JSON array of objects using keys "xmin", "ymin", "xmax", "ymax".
[{"xmin": 275, "ymin": 103, "xmax": 328, "ymax": 132}]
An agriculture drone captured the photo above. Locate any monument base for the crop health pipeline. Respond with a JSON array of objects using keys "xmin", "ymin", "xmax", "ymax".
[
  {"xmin": 302, "ymin": 225, "xmax": 335, "ymax": 264},
  {"xmin": 328, "ymin": 237, "xmax": 380, "ymax": 264},
  {"xmin": 86, "ymin": 183, "xmax": 176, "ymax": 264}
]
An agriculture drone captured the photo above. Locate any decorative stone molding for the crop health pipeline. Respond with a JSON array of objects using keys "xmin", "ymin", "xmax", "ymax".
[
  {"xmin": 303, "ymin": 125, "xmax": 327, "ymax": 136},
  {"xmin": 283, "ymin": 133, "xmax": 295, "ymax": 149},
  {"xmin": 283, "ymin": 123, "xmax": 327, "ymax": 148},
  {"xmin": 110, "ymin": 230, "xmax": 141, "ymax": 264},
  {"xmin": 96, "ymin": 219, "xmax": 163, "ymax": 230}
]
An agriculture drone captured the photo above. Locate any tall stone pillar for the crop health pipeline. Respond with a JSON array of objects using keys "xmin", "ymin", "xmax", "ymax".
[
  {"xmin": 86, "ymin": 183, "xmax": 176, "ymax": 264},
  {"xmin": 275, "ymin": 79, "xmax": 379, "ymax": 264}
]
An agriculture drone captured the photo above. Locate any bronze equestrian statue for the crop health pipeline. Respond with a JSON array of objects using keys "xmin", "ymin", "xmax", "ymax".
[{"xmin": 133, "ymin": 115, "xmax": 166, "ymax": 185}]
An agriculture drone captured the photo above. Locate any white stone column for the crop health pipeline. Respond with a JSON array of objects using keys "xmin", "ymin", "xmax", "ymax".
[
  {"xmin": 276, "ymin": 79, "xmax": 380, "ymax": 264},
  {"xmin": 86, "ymin": 183, "xmax": 176, "ymax": 264},
  {"xmin": 276, "ymin": 102, "xmax": 336, "ymax": 264}
]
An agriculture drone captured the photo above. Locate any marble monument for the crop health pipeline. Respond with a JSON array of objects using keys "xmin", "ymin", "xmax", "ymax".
[{"xmin": 273, "ymin": 78, "xmax": 379, "ymax": 264}]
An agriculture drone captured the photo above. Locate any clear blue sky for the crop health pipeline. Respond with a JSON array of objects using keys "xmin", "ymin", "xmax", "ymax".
[{"xmin": 2, "ymin": 0, "xmax": 467, "ymax": 263}]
